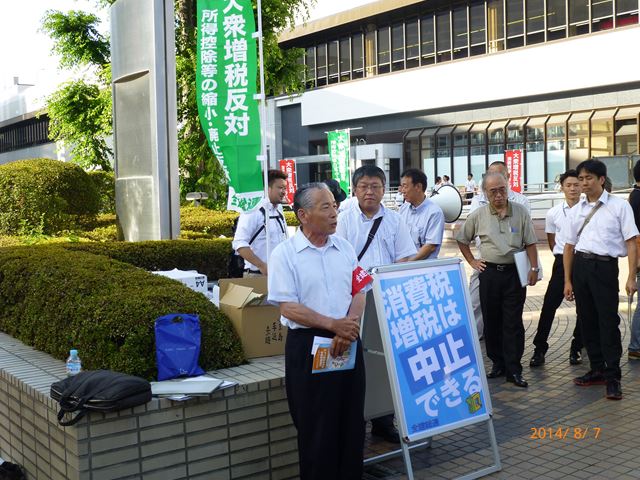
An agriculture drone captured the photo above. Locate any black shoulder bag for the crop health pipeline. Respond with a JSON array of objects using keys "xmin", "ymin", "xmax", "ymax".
[
  {"xmin": 50, "ymin": 370, "xmax": 152, "ymax": 426},
  {"xmin": 358, "ymin": 217, "xmax": 383, "ymax": 261},
  {"xmin": 228, "ymin": 207, "xmax": 266, "ymax": 277}
]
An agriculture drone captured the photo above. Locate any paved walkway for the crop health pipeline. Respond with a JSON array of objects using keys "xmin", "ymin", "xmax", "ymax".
[{"xmin": 363, "ymin": 238, "xmax": 640, "ymax": 480}]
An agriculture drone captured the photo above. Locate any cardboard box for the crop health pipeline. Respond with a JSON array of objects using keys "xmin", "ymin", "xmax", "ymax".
[
  {"xmin": 152, "ymin": 269, "xmax": 207, "ymax": 295},
  {"xmin": 218, "ymin": 277, "xmax": 287, "ymax": 358}
]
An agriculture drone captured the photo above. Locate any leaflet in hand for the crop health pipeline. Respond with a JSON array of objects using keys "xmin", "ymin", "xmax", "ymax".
[{"xmin": 311, "ymin": 336, "xmax": 356, "ymax": 374}]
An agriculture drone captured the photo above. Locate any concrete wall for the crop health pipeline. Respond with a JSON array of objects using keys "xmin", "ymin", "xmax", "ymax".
[{"xmin": 0, "ymin": 333, "xmax": 298, "ymax": 480}]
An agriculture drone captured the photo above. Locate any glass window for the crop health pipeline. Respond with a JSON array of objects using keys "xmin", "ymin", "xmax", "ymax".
[
  {"xmin": 568, "ymin": 112, "xmax": 591, "ymax": 170},
  {"xmin": 406, "ymin": 19, "xmax": 420, "ymax": 68},
  {"xmin": 507, "ymin": 119, "xmax": 526, "ymax": 144},
  {"xmin": 591, "ymin": 109, "xmax": 615, "ymax": 157},
  {"xmin": 339, "ymin": 38, "xmax": 350, "ymax": 81},
  {"xmin": 526, "ymin": 141, "xmax": 545, "ymax": 191},
  {"xmin": 488, "ymin": 120, "xmax": 506, "ymax": 163},
  {"xmin": 527, "ymin": 0, "xmax": 545, "ymax": 32},
  {"xmin": 617, "ymin": 0, "xmax": 639, "ymax": 26},
  {"xmin": 391, "ymin": 23, "xmax": 404, "ymax": 71},
  {"xmin": 352, "ymin": 33, "xmax": 364, "ymax": 78},
  {"xmin": 378, "ymin": 26, "xmax": 391, "ymax": 74},
  {"xmin": 305, "ymin": 47, "xmax": 316, "ymax": 88},
  {"xmin": 436, "ymin": 11, "xmax": 452, "ymax": 62},
  {"xmin": 436, "ymin": 127, "xmax": 453, "ymax": 177},
  {"xmin": 453, "ymin": 125, "xmax": 471, "ymax": 146},
  {"xmin": 365, "ymin": 29, "xmax": 377, "ymax": 77},
  {"xmin": 592, "ymin": 0, "xmax": 614, "ymax": 19},
  {"xmin": 547, "ymin": 0, "xmax": 567, "ymax": 39},
  {"xmin": 470, "ymin": 1, "xmax": 486, "ymax": 55},
  {"xmin": 421, "ymin": 16, "xmax": 436, "ymax": 65},
  {"xmin": 421, "ymin": 128, "xmax": 437, "ymax": 184},
  {"xmin": 453, "ymin": 146, "xmax": 469, "ymax": 185},
  {"xmin": 507, "ymin": 0, "xmax": 525, "ymax": 37},
  {"xmin": 569, "ymin": 0, "xmax": 590, "ymax": 35},
  {"xmin": 615, "ymin": 119, "xmax": 638, "ymax": 155},
  {"xmin": 316, "ymin": 43, "xmax": 327, "ymax": 86},
  {"xmin": 453, "ymin": 6, "xmax": 469, "ymax": 59},
  {"xmin": 328, "ymin": 41, "xmax": 339, "ymax": 83},
  {"xmin": 405, "ymin": 129, "xmax": 423, "ymax": 170},
  {"xmin": 488, "ymin": 0, "xmax": 505, "ymax": 52}
]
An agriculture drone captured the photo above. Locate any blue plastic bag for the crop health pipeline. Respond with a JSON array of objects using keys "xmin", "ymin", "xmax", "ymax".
[{"xmin": 155, "ymin": 313, "xmax": 205, "ymax": 381}]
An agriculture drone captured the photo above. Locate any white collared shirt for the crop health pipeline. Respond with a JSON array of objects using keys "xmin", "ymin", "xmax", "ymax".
[
  {"xmin": 398, "ymin": 198, "xmax": 445, "ymax": 258},
  {"xmin": 465, "ymin": 180, "xmax": 477, "ymax": 192},
  {"xmin": 545, "ymin": 201, "xmax": 574, "ymax": 255},
  {"xmin": 469, "ymin": 189, "xmax": 531, "ymax": 214},
  {"xmin": 336, "ymin": 203, "xmax": 417, "ymax": 271},
  {"xmin": 231, "ymin": 198, "xmax": 288, "ymax": 270},
  {"xmin": 268, "ymin": 230, "xmax": 359, "ymax": 329},
  {"xmin": 564, "ymin": 190, "xmax": 639, "ymax": 257}
]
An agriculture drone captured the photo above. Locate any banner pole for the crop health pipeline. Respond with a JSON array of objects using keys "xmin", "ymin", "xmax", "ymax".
[{"xmin": 255, "ymin": 0, "xmax": 270, "ymax": 262}]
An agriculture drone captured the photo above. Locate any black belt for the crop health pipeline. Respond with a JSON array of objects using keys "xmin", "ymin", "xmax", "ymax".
[
  {"xmin": 575, "ymin": 251, "xmax": 615, "ymax": 262},
  {"xmin": 244, "ymin": 269, "xmax": 261, "ymax": 274},
  {"xmin": 484, "ymin": 262, "xmax": 516, "ymax": 272}
]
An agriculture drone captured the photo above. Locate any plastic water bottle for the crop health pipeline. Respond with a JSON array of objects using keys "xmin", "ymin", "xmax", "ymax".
[{"xmin": 66, "ymin": 349, "xmax": 82, "ymax": 376}]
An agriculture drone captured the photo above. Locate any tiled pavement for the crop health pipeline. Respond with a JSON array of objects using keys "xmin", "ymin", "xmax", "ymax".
[{"xmin": 363, "ymin": 238, "xmax": 640, "ymax": 480}]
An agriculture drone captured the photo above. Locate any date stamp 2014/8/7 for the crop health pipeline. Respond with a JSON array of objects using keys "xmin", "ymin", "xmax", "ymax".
[{"xmin": 529, "ymin": 426, "xmax": 601, "ymax": 440}]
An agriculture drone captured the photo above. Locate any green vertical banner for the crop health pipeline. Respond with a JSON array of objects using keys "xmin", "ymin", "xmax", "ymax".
[
  {"xmin": 328, "ymin": 129, "xmax": 351, "ymax": 197},
  {"xmin": 197, "ymin": 0, "xmax": 263, "ymax": 212}
]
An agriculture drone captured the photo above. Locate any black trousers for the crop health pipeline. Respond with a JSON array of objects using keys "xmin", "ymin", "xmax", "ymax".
[
  {"xmin": 285, "ymin": 327, "xmax": 366, "ymax": 480},
  {"xmin": 572, "ymin": 255, "xmax": 621, "ymax": 381},
  {"xmin": 479, "ymin": 266, "xmax": 527, "ymax": 375},
  {"xmin": 533, "ymin": 254, "xmax": 583, "ymax": 354}
]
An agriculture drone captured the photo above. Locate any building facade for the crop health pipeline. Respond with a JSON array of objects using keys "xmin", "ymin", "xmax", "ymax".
[{"xmin": 272, "ymin": 0, "xmax": 640, "ymax": 189}]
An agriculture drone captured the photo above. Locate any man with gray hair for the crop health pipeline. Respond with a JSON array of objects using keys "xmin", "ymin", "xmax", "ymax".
[
  {"xmin": 268, "ymin": 182, "xmax": 372, "ymax": 479},
  {"xmin": 469, "ymin": 161, "xmax": 531, "ymax": 337},
  {"xmin": 457, "ymin": 172, "xmax": 539, "ymax": 388}
]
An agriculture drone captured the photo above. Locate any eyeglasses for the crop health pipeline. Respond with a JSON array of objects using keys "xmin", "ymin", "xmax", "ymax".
[
  {"xmin": 356, "ymin": 183, "xmax": 384, "ymax": 193},
  {"xmin": 487, "ymin": 187, "xmax": 507, "ymax": 196}
]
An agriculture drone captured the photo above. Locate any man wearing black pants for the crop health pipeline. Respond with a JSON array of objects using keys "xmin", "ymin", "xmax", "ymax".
[
  {"xmin": 457, "ymin": 173, "xmax": 539, "ymax": 388},
  {"xmin": 530, "ymin": 170, "xmax": 583, "ymax": 367},
  {"xmin": 268, "ymin": 183, "xmax": 371, "ymax": 479},
  {"xmin": 563, "ymin": 159, "xmax": 638, "ymax": 400}
]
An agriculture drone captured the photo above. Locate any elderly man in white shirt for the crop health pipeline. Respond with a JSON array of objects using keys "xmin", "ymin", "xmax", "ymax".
[
  {"xmin": 563, "ymin": 159, "xmax": 638, "ymax": 400},
  {"xmin": 268, "ymin": 182, "xmax": 371, "ymax": 480},
  {"xmin": 398, "ymin": 168, "xmax": 445, "ymax": 260},
  {"xmin": 469, "ymin": 161, "xmax": 531, "ymax": 337},
  {"xmin": 529, "ymin": 169, "xmax": 583, "ymax": 368},
  {"xmin": 336, "ymin": 164, "xmax": 416, "ymax": 443},
  {"xmin": 231, "ymin": 169, "xmax": 288, "ymax": 276}
]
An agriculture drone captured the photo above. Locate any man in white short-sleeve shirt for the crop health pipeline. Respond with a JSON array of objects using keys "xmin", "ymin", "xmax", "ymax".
[
  {"xmin": 231, "ymin": 170, "xmax": 288, "ymax": 276},
  {"xmin": 398, "ymin": 168, "xmax": 445, "ymax": 260},
  {"xmin": 335, "ymin": 165, "xmax": 416, "ymax": 443},
  {"xmin": 563, "ymin": 159, "xmax": 638, "ymax": 400},
  {"xmin": 529, "ymin": 169, "xmax": 583, "ymax": 368},
  {"xmin": 268, "ymin": 183, "xmax": 371, "ymax": 480}
]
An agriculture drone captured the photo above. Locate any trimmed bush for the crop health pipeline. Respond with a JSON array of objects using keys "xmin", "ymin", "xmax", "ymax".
[
  {"xmin": 0, "ymin": 246, "xmax": 244, "ymax": 379},
  {"xmin": 87, "ymin": 170, "xmax": 116, "ymax": 214},
  {"xmin": 0, "ymin": 158, "xmax": 100, "ymax": 235},
  {"xmin": 61, "ymin": 238, "xmax": 232, "ymax": 280},
  {"xmin": 180, "ymin": 206, "xmax": 238, "ymax": 237}
]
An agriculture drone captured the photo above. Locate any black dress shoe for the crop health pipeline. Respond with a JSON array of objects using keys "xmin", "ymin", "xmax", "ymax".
[
  {"xmin": 529, "ymin": 351, "xmax": 545, "ymax": 367},
  {"xmin": 605, "ymin": 379, "xmax": 622, "ymax": 400},
  {"xmin": 506, "ymin": 373, "xmax": 528, "ymax": 388},
  {"xmin": 569, "ymin": 350, "xmax": 582, "ymax": 365},
  {"xmin": 370, "ymin": 424, "xmax": 400, "ymax": 443},
  {"xmin": 486, "ymin": 365, "xmax": 505, "ymax": 378}
]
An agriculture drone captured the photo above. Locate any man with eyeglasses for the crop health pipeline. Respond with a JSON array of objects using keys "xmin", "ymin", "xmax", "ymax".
[
  {"xmin": 469, "ymin": 161, "xmax": 531, "ymax": 338},
  {"xmin": 457, "ymin": 172, "xmax": 539, "ymax": 388},
  {"xmin": 336, "ymin": 164, "xmax": 416, "ymax": 443},
  {"xmin": 398, "ymin": 168, "xmax": 445, "ymax": 260}
]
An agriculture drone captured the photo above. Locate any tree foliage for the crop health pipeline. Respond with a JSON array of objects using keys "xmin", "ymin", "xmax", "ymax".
[
  {"xmin": 42, "ymin": 0, "xmax": 310, "ymax": 202},
  {"xmin": 41, "ymin": 9, "xmax": 112, "ymax": 170}
]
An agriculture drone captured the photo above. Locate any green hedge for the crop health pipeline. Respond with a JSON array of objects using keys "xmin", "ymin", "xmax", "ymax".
[
  {"xmin": 87, "ymin": 170, "xmax": 116, "ymax": 214},
  {"xmin": 0, "ymin": 158, "xmax": 100, "ymax": 235},
  {"xmin": 62, "ymin": 238, "xmax": 232, "ymax": 281},
  {"xmin": 0, "ymin": 246, "xmax": 244, "ymax": 379}
]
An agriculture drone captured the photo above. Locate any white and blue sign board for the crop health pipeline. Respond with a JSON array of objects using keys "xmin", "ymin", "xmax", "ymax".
[{"xmin": 371, "ymin": 258, "xmax": 493, "ymax": 443}]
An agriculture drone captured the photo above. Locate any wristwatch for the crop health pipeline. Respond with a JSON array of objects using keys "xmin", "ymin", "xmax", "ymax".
[{"xmin": 530, "ymin": 267, "xmax": 540, "ymax": 273}]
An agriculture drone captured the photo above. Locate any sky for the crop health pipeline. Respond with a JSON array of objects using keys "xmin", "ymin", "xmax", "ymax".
[
  {"xmin": 0, "ymin": 0, "xmax": 110, "ymax": 89},
  {"xmin": 0, "ymin": 0, "xmax": 374, "ymax": 90}
]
